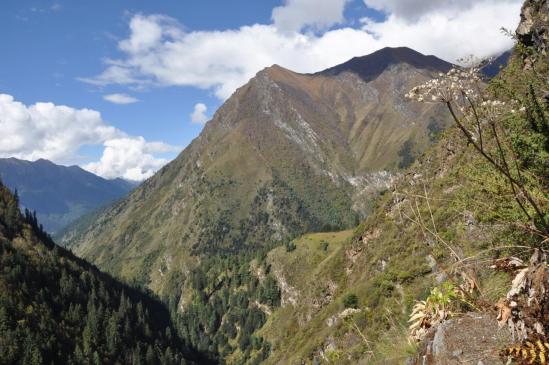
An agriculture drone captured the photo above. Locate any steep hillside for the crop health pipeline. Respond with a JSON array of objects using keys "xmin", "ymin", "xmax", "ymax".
[
  {"xmin": 260, "ymin": 99, "xmax": 546, "ymax": 362},
  {"xmin": 0, "ymin": 181, "xmax": 202, "ymax": 364},
  {"xmin": 62, "ymin": 47, "xmax": 452, "ymax": 295},
  {"xmin": 254, "ymin": 3, "xmax": 548, "ymax": 363},
  {"xmin": 256, "ymin": 132, "xmax": 511, "ymax": 364},
  {"xmin": 0, "ymin": 158, "xmax": 135, "ymax": 233}
]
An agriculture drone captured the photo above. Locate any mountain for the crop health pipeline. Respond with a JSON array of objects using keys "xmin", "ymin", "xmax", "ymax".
[
  {"xmin": 320, "ymin": 46, "xmax": 452, "ymax": 81},
  {"xmin": 61, "ymin": 47, "xmax": 453, "ymax": 292},
  {"xmin": 0, "ymin": 158, "xmax": 136, "ymax": 233},
  {"xmin": 480, "ymin": 50, "xmax": 512, "ymax": 78},
  {"xmin": 62, "ymin": 25, "xmax": 549, "ymax": 362},
  {"xmin": 58, "ymin": 47, "xmax": 457, "ymax": 363},
  {"xmin": 0, "ymin": 180, "xmax": 204, "ymax": 364}
]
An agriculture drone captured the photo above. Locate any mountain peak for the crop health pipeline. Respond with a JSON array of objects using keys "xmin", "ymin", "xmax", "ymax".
[
  {"xmin": 264, "ymin": 64, "xmax": 286, "ymax": 71},
  {"xmin": 35, "ymin": 158, "xmax": 56, "ymax": 166},
  {"xmin": 320, "ymin": 46, "xmax": 453, "ymax": 82},
  {"xmin": 257, "ymin": 63, "xmax": 295, "ymax": 79}
]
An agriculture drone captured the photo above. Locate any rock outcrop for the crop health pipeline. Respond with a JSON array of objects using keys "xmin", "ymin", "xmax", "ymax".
[
  {"xmin": 408, "ymin": 313, "xmax": 512, "ymax": 365},
  {"xmin": 516, "ymin": 0, "xmax": 549, "ymax": 53}
]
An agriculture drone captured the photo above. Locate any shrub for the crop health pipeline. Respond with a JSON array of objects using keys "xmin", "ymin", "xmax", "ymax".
[
  {"xmin": 342, "ymin": 293, "xmax": 359, "ymax": 309},
  {"xmin": 285, "ymin": 241, "xmax": 296, "ymax": 252},
  {"xmin": 320, "ymin": 240, "xmax": 329, "ymax": 252}
]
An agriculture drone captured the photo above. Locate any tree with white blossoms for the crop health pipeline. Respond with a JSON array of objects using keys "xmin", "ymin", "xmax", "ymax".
[{"xmin": 406, "ymin": 63, "xmax": 548, "ymax": 237}]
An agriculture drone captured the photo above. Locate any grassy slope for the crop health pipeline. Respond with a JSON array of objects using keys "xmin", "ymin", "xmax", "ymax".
[
  {"xmin": 259, "ymin": 133, "xmax": 512, "ymax": 364},
  {"xmin": 258, "ymin": 231, "xmax": 355, "ymax": 364}
]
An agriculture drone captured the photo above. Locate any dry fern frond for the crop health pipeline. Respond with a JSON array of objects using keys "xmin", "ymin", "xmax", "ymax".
[
  {"xmin": 491, "ymin": 256, "xmax": 526, "ymax": 272},
  {"xmin": 504, "ymin": 339, "xmax": 549, "ymax": 364}
]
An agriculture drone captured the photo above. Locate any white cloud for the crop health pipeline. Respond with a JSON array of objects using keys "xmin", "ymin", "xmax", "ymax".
[
  {"xmin": 190, "ymin": 103, "xmax": 208, "ymax": 124},
  {"xmin": 362, "ymin": 1, "xmax": 520, "ymax": 64},
  {"xmin": 0, "ymin": 93, "xmax": 119, "ymax": 162},
  {"xmin": 80, "ymin": 64, "xmax": 145, "ymax": 86},
  {"xmin": 272, "ymin": 0, "xmax": 349, "ymax": 32},
  {"xmin": 83, "ymin": 137, "xmax": 178, "ymax": 181},
  {"xmin": 103, "ymin": 93, "xmax": 139, "ymax": 104},
  {"xmin": 83, "ymin": 1, "xmax": 520, "ymax": 100},
  {"xmin": 0, "ymin": 93, "xmax": 177, "ymax": 180}
]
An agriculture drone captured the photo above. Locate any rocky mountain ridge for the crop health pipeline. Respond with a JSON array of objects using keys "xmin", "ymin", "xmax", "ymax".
[{"xmin": 61, "ymin": 47, "xmax": 453, "ymax": 298}]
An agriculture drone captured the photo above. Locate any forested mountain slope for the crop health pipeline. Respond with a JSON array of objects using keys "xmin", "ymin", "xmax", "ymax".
[{"xmin": 0, "ymin": 180, "xmax": 201, "ymax": 365}]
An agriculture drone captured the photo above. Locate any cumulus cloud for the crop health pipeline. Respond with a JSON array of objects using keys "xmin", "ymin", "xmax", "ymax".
[
  {"xmin": 103, "ymin": 93, "xmax": 139, "ymax": 104},
  {"xmin": 362, "ymin": 1, "xmax": 520, "ymax": 63},
  {"xmin": 83, "ymin": 0, "xmax": 520, "ymax": 100},
  {"xmin": 0, "ymin": 93, "xmax": 177, "ymax": 180},
  {"xmin": 83, "ymin": 137, "xmax": 178, "ymax": 181},
  {"xmin": 0, "ymin": 93, "xmax": 119, "ymax": 162},
  {"xmin": 190, "ymin": 103, "xmax": 208, "ymax": 124},
  {"xmin": 272, "ymin": 0, "xmax": 349, "ymax": 32}
]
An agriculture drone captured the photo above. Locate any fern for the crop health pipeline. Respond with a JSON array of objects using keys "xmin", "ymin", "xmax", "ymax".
[{"xmin": 504, "ymin": 340, "xmax": 549, "ymax": 364}]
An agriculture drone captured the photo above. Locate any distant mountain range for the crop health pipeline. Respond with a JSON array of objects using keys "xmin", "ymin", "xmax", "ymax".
[
  {"xmin": 0, "ymin": 158, "xmax": 136, "ymax": 233},
  {"xmin": 480, "ymin": 50, "xmax": 512, "ymax": 78}
]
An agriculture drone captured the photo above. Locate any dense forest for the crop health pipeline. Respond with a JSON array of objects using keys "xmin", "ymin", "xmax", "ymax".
[
  {"xmin": 165, "ymin": 252, "xmax": 280, "ymax": 364},
  {"xmin": 0, "ymin": 180, "xmax": 200, "ymax": 365},
  {"xmin": 0, "ymin": 177, "xmax": 281, "ymax": 365}
]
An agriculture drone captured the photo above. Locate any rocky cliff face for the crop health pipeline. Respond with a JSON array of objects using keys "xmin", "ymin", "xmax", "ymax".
[
  {"xmin": 517, "ymin": 0, "xmax": 549, "ymax": 105},
  {"xmin": 61, "ymin": 47, "xmax": 452, "ymax": 295},
  {"xmin": 516, "ymin": 0, "xmax": 549, "ymax": 53}
]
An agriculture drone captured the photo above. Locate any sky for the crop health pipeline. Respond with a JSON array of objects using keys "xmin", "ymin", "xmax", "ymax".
[{"xmin": 0, "ymin": 0, "xmax": 522, "ymax": 180}]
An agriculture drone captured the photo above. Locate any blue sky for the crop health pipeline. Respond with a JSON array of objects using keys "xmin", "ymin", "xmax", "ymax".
[{"xmin": 0, "ymin": 0, "xmax": 521, "ymax": 180}]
